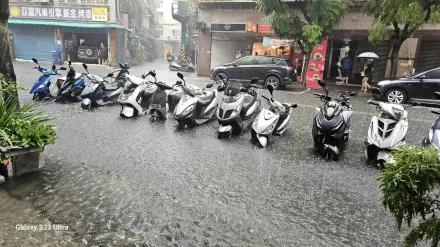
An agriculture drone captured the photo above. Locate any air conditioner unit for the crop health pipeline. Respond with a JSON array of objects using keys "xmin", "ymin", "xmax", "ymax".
[{"xmin": 119, "ymin": 0, "xmax": 129, "ymax": 14}]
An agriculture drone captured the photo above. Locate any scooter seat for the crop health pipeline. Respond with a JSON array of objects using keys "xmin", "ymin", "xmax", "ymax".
[
  {"xmin": 103, "ymin": 84, "xmax": 120, "ymax": 91},
  {"xmin": 198, "ymin": 91, "xmax": 215, "ymax": 106}
]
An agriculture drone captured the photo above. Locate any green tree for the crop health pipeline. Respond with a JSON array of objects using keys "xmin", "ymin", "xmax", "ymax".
[
  {"xmin": 380, "ymin": 145, "xmax": 440, "ymax": 246},
  {"xmin": 363, "ymin": 0, "xmax": 440, "ymax": 78},
  {"xmin": 0, "ymin": 0, "xmax": 18, "ymax": 107},
  {"xmin": 256, "ymin": 0, "xmax": 348, "ymax": 87}
]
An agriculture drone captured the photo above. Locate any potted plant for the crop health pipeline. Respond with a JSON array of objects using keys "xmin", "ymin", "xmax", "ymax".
[{"xmin": 0, "ymin": 74, "xmax": 56, "ymax": 178}]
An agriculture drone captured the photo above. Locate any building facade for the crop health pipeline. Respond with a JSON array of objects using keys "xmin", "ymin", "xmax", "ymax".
[
  {"xmin": 196, "ymin": 0, "xmax": 440, "ymax": 84},
  {"xmin": 157, "ymin": 0, "xmax": 181, "ymax": 58},
  {"xmin": 8, "ymin": 0, "xmax": 157, "ymax": 67}
]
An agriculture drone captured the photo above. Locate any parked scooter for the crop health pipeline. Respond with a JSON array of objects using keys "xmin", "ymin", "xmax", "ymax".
[
  {"xmin": 173, "ymin": 72, "xmax": 217, "ymax": 128},
  {"xmin": 117, "ymin": 65, "xmax": 151, "ymax": 118},
  {"xmin": 80, "ymin": 63, "xmax": 126, "ymax": 109},
  {"xmin": 422, "ymin": 92, "xmax": 440, "ymax": 149},
  {"xmin": 170, "ymin": 58, "xmax": 195, "ymax": 72},
  {"xmin": 29, "ymin": 58, "xmax": 66, "ymax": 101},
  {"xmin": 217, "ymin": 76, "xmax": 261, "ymax": 139},
  {"xmin": 251, "ymin": 84, "xmax": 297, "ymax": 147},
  {"xmin": 55, "ymin": 61, "xmax": 86, "ymax": 103},
  {"xmin": 140, "ymin": 70, "xmax": 175, "ymax": 121},
  {"xmin": 365, "ymin": 100, "xmax": 409, "ymax": 166},
  {"xmin": 312, "ymin": 80, "xmax": 356, "ymax": 161}
]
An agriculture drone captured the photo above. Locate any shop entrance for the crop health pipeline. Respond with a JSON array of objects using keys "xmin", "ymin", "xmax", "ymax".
[
  {"xmin": 62, "ymin": 31, "xmax": 107, "ymax": 64},
  {"xmin": 326, "ymin": 39, "xmax": 359, "ymax": 80}
]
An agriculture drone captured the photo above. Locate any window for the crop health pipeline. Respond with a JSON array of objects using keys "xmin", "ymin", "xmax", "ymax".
[
  {"xmin": 254, "ymin": 57, "xmax": 272, "ymax": 65},
  {"xmin": 423, "ymin": 69, "xmax": 440, "ymax": 79},
  {"xmin": 236, "ymin": 57, "xmax": 254, "ymax": 66},
  {"xmin": 273, "ymin": 58, "xmax": 288, "ymax": 66}
]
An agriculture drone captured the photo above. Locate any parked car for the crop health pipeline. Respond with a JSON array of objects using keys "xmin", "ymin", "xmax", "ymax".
[
  {"xmin": 210, "ymin": 56, "xmax": 297, "ymax": 89},
  {"xmin": 78, "ymin": 43, "xmax": 99, "ymax": 61},
  {"xmin": 371, "ymin": 68, "xmax": 440, "ymax": 104}
]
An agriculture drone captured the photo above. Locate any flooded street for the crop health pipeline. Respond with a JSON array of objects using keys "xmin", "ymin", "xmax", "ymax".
[{"xmin": 0, "ymin": 60, "xmax": 430, "ymax": 246}]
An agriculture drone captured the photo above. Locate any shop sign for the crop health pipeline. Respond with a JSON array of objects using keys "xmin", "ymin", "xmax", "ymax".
[
  {"xmin": 211, "ymin": 23, "xmax": 247, "ymax": 32},
  {"xmin": 263, "ymin": 37, "xmax": 293, "ymax": 47},
  {"xmin": 306, "ymin": 37, "xmax": 329, "ymax": 87},
  {"xmin": 91, "ymin": 7, "xmax": 108, "ymax": 22},
  {"xmin": 247, "ymin": 22, "xmax": 258, "ymax": 32},
  {"xmin": 258, "ymin": 24, "xmax": 274, "ymax": 34},
  {"xmin": 9, "ymin": 5, "xmax": 93, "ymax": 21}
]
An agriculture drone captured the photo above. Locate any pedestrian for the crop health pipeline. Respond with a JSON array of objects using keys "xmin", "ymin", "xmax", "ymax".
[
  {"xmin": 236, "ymin": 50, "xmax": 242, "ymax": 60},
  {"xmin": 98, "ymin": 43, "xmax": 108, "ymax": 65},
  {"xmin": 339, "ymin": 53, "xmax": 351, "ymax": 85},
  {"xmin": 361, "ymin": 59, "xmax": 374, "ymax": 92},
  {"xmin": 166, "ymin": 50, "xmax": 172, "ymax": 63},
  {"xmin": 255, "ymin": 52, "xmax": 258, "ymax": 56}
]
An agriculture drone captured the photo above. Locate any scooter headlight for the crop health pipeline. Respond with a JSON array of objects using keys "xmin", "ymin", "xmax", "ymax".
[
  {"xmin": 263, "ymin": 121, "xmax": 277, "ymax": 134},
  {"xmin": 392, "ymin": 107, "xmax": 404, "ymax": 120},
  {"xmin": 234, "ymin": 104, "xmax": 242, "ymax": 113},
  {"xmin": 182, "ymin": 104, "xmax": 194, "ymax": 115}
]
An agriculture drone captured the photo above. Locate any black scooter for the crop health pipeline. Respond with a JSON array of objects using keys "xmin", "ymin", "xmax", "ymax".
[
  {"xmin": 312, "ymin": 80, "xmax": 356, "ymax": 161},
  {"xmin": 55, "ymin": 61, "xmax": 86, "ymax": 103}
]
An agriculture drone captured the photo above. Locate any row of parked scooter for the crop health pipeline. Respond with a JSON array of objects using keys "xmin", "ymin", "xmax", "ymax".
[{"xmin": 29, "ymin": 58, "xmax": 439, "ymax": 165}]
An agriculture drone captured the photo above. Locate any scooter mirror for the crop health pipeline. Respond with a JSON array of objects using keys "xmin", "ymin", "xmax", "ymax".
[
  {"xmin": 59, "ymin": 67, "xmax": 67, "ymax": 70},
  {"xmin": 291, "ymin": 104, "xmax": 298, "ymax": 108},
  {"xmin": 51, "ymin": 65, "xmax": 56, "ymax": 70},
  {"xmin": 350, "ymin": 92, "xmax": 357, "ymax": 97},
  {"xmin": 267, "ymin": 84, "xmax": 274, "ymax": 96},
  {"xmin": 124, "ymin": 63, "xmax": 129, "ymax": 69},
  {"xmin": 82, "ymin": 63, "xmax": 88, "ymax": 71},
  {"xmin": 435, "ymin": 92, "xmax": 440, "ymax": 100},
  {"xmin": 206, "ymin": 83, "xmax": 214, "ymax": 88},
  {"xmin": 107, "ymin": 73, "xmax": 114, "ymax": 78},
  {"xmin": 149, "ymin": 70, "xmax": 156, "ymax": 77},
  {"xmin": 177, "ymin": 72, "xmax": 184, "ymax": 81},
  {"xmin": 32, "ymin": 58, "xmax": 38, "ymax": 64},
  {"xmin": 317, "ymin": 80, "xmax": 326, "ymax": 88},
  {"xmin": 250, "ymin": 77, "xmax": 259, "ymax": 84},
  {"xmin": 68, "ymin": 61, "xmax": 72, "ymax": 66}
]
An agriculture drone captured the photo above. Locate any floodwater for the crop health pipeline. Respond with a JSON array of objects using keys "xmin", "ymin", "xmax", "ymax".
[{"xmin": 0, "ymin": 60, "xmax": 426, "ymax": 246}]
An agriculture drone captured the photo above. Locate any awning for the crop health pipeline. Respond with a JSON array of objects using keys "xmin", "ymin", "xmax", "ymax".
[{"xmin": 8, "ymin": 19, "xmax": 125, "ymax": 29}]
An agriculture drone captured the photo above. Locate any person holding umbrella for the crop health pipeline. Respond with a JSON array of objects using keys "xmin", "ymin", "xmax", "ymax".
[
  {"xmin": 361, "ymin": 59, "xmax": 374, "ymax": 92},
  {"xmin": 357, "ymin": 52, "xmax": 378, "ymax": 92}
]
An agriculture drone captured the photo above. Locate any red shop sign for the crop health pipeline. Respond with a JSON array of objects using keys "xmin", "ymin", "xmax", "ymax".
[{"xmin": 258, "ymin": 24, "xmax": 274, "ymax": 34}]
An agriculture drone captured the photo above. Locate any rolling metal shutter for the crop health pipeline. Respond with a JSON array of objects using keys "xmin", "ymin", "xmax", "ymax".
[
  {"xmin": 11, "ymin": 25, "xmax": 55, "ymax": 62},
  {"xmin": 211, "ymin": 39, "xmax": 248, "ymax": 70},
  {"xmin": 415, "ymin": 40, "xmax": 440, "ymax": 73}
]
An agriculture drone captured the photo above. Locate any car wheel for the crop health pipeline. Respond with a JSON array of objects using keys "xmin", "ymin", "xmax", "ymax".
[
  {"xmin": 265, "ymin": 76, "xmax": 280, "ymax": 89},
  {"xmin": 385, "ymin": 88, "xmax": 407, "ymax": 104},
  {"xmin": 215, "ymin": 72, "xmax": 228, "ymax": 84}
]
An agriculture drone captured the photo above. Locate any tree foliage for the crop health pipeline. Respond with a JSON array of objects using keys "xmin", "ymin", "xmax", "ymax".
[
  {"xmin": 380, "ymin": 145, "xmax": 440, "ymax": 246},
  {"xmin": 363, "ymin": 0, "xmax": 440, "ymax": 77},
  {"xmin": 256, "ymin": 0, "xmax": 348, "ymax": 86}
]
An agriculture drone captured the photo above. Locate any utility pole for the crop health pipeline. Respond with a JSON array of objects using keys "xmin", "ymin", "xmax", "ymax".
[{"xmin": 172, "ymin": 1, "xmax": 190, "ymax": 61}]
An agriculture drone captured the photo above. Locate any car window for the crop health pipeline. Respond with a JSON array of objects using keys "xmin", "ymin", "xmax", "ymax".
[
  {"xmin": 254, "ymin": 57, "xmax": 272, "ymax": 65},
  {"xmin": 236, "ymin": 57, "xmax": 254, "ymax": 66},
  {"xmin": 274, "ymin": 58, "xmax": 288, "ymax": 66},
  {"xmin": 423, "ymin": 69, "xmax": 440, "ymax": 79}
]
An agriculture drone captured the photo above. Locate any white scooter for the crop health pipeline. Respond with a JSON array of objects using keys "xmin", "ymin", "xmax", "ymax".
[
  {"xmin": 117, "ymin": 66, "xmax": 151, "ymax": 118},
  {"xmin": 217, "ymin": 77, "xmax": 261, "ymax": 139},
  {"xmin": 173, "ymin": 72, "xmax": 218, "ymax": 128},
  {"xmin": 251, "ymin": 84, "xmax": 297, "ymax": 147},
  {"xmin": 365, "ymin": 101, "xmax": 409, "ymax": 166},
  {"xmin": 422, "ymin": 92, "xmax": 440, "ymax": 149}
]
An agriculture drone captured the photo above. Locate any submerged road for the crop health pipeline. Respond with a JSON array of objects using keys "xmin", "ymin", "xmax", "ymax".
[{"xmin": 0, "ymin": 60, "xmax": 433, "ymax": 246}]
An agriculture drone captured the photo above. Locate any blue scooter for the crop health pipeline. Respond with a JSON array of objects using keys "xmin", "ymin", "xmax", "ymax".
[
  {"xmin": 55, "ymin": 61, "xmax": 86, "ymax": 103},
  {"xmin": 29, "ymin": 58, "xmax": 66, "ymax": 101}
]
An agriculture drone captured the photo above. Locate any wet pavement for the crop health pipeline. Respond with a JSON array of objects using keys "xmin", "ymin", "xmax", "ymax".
[{"xmin": 0, "ymin": 59, "xmax": 434, "ymax": 246}]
